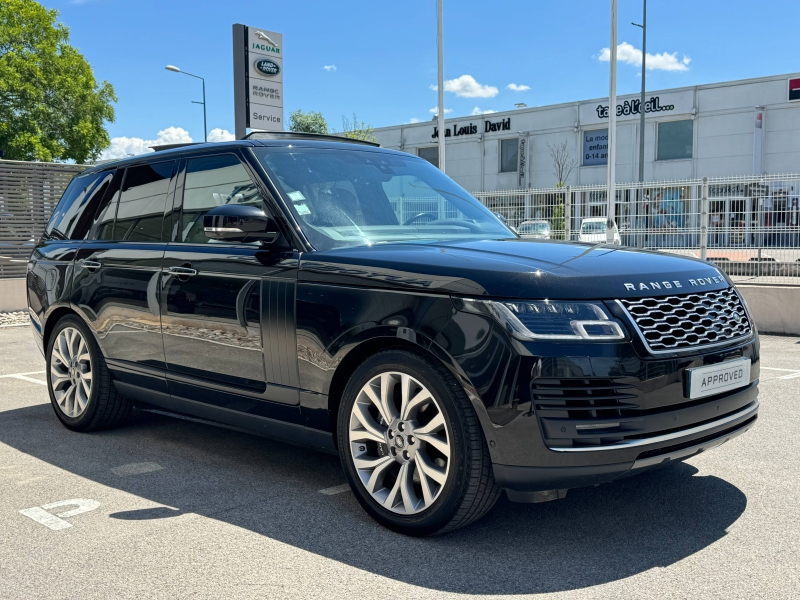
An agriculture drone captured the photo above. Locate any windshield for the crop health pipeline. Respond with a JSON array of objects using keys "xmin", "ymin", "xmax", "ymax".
[
  {"xmin": 254, "ymin": 147, "xmax": 514, "ymax": 250},
  {"xmin": 581, "ymin": 221, "xmax": 608, "ymax": 234},
  {"xmin": 520, "ymin": 222, "xmax": 550, "ymax": 233}
]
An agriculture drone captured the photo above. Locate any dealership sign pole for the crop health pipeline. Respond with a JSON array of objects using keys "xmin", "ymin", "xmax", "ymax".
[
  {"xmin": 606, "ymin": 0, "xmax": 618, "ymax": 244},
  {"xmin": 233, "ymin": 24, "xmax": 284, "ymax": 139}
]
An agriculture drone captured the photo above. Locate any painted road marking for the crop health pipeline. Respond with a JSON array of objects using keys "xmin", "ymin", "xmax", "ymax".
[
  {"xmin": 761, "ymin": 367, "xmax": 800, "ymax": 380},
  {"xmin": 111, "ymin": 462, "xmax": 164, "ymax": 477},
  {"xmin": 19, "ymin": 498, "xmax": 100, "ymax": 531},
  {"xmin": 319, "ymin": 484, "xmax": 351, "ymax": 496},
  {"xmin": 0, "ymin": 371, "xmax": 47, "ymax": 385}
]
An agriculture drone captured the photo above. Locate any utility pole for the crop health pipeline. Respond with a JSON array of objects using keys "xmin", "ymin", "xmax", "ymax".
[
  {"xmin": 436, "ymin": 0, "xmax": 446, "ymax": 173},
  {"xmin": 633, "ymin": 0, "xmax": 646, "ymax": 183},
  {"xmin": 633, "ymin": 0, "xmax": 647, "ymax": 248},
  {"xmin": 606, "ymin": 0, "xmax": 618, "ymax": 244}
]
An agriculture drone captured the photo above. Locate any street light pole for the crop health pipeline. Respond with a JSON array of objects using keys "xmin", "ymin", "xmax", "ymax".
[
  {"xmin": 606, "ymin": 0, "xmax": 618, "ymax": 244},
  {"xmin": 165, "ymin": 65, "xmax": 207, "ymax": 142},
  {"xmin": 633, "ymin": 0, "xmax": 647, "ymax": 248},
  {"xmin": 436, "ymin": 0, "xmax": 446, "ymax": 173},
  {"xmin": 633, "ymin": 0, "xmax": 646, "ymax": 183}
]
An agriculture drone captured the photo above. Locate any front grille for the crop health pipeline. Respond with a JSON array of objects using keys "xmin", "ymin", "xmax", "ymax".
[{"xmin": 619, "ymin": 288, "xmax": 751, "ymax": 353}]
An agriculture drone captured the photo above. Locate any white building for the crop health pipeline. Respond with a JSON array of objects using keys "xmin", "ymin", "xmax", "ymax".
[{"xmin": 373, "ymin": 73, "xmax": 800, "ymax": 192}]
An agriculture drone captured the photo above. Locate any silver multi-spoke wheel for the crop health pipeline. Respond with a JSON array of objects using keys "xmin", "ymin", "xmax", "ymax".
[
  {"xmin": 49, "ymin": 327, "xmax": 93, "ymax": 418},
  {"xmin": 348, "ymin": 372, "xmax": 450, "ymax": 515}
]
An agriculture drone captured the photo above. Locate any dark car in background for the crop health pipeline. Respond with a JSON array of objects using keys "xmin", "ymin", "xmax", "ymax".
[{"xmin": 27, "ymin": 133, "xmax": 759, "ymax": 536}]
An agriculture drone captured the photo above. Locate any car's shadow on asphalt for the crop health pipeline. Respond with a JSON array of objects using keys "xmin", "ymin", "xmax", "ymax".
[{"xmin": 1, "ymin": 403, "xmax": 747, "ymax": 595}]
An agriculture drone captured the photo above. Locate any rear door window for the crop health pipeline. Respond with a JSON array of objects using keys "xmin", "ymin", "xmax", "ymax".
[{"xmin": 112, "ymin": 161, "xmax": 175, "ymax": 242}]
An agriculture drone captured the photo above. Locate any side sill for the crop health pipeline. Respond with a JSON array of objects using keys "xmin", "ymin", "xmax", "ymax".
[{"xmin": 116, "ymin": 381, "xmax": 336, "ymax": 455}]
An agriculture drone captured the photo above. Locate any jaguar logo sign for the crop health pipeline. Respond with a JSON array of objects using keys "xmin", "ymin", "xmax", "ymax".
[{"xmin": 254, "ymin": 58, "xmax": 280, "ymax": 77}]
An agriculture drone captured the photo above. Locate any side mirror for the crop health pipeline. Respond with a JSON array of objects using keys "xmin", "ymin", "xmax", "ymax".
[{"xmin": 203, "ymin": 204, "xmax": 279, "ymax": 243}]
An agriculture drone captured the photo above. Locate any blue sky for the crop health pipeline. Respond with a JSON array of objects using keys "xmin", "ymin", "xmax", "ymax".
[{"xmin": 48, "ymin": 0, "xmax": 800, "ymax": 157}]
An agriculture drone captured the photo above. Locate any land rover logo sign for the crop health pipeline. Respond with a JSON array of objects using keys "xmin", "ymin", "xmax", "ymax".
[{"xmin": 254, "ymin": 58, "xmax": 280, "ymax": 77}]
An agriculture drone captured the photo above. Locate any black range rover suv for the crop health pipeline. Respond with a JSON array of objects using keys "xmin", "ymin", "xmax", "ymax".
[{"xmin": 28, "ymin": 133, "xmax": 759, "ymax": 536}]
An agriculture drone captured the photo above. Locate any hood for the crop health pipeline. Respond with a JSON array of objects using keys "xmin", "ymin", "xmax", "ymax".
[{"xmin": 298, "ymin": 238, "xmax": 731, "ymax": 300}]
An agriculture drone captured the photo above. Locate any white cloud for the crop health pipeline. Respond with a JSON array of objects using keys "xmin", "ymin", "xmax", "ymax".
[
  {"xmin": 471, "ymin": 107, "xmax": 496, "ymax": 116},
  {"xmin": 408, "ymin": 117, "xmax": 422, "ymax": 124},
  {"xmin": 598, "ymin": 41, "xmax": 691, "ymax": 71},
  {"xmin": 208, "ymin": 128, "xmax": 235, "ymax": 142},
  {"xmin": 323, "ymin": 65, "xmax": 337, "ymax": 72},
  {"xmin": 429, "ymin": 107, "xmax": 453, "ymax": 115},
  {"xmin": 430, "ymin": 74, "xmax": 499, "ymax": 98},
  {"xmin": 100, "ymin": 126, "xmax": 193, "ymax": 160},
  {"xmin": 506, "ymin": 83, "xmax": 530, "ymax": 91}
]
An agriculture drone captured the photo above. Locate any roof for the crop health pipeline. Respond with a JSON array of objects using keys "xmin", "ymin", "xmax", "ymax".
[{"xmin": 83, "ymin": 136, "xmax": 403, "ymax": 174}]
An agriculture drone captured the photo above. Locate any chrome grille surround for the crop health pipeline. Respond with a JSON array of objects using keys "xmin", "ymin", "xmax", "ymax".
[{"xmin": 618, "ymin": 288, "xmax": 752, "ymax": 354}]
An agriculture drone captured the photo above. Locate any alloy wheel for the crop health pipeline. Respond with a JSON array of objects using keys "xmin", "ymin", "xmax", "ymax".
[
  {"xmin": 50, "ymin": 327, "xmax": 93, "ymax": 418},
  {"xmin": 348, "ymin": 372, "xmax": 451, "ymax": 515}
]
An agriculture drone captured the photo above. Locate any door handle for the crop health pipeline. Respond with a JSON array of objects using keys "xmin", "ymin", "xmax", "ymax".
[
  {"xmin": 168, "ymin": 266, "xmax": 198, "ymax": 277},
  {"xmin": 79, "ymin": 259, "xmax": 101, "ymax": 271}
]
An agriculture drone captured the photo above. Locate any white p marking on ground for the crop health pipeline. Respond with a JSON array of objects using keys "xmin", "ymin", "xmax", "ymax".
[{"xmin": 19, "ymin": 499, "xmax": 100, "ymax": 531}]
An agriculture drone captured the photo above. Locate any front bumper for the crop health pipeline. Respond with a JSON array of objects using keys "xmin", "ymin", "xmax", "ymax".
[{"xmin": 494, "ymin": 394, "xmax": 758, "ymax": 492}]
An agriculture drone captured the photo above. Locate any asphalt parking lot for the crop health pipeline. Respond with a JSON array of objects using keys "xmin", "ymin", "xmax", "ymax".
[{"xmin": 0, "ymin": 325, "xmax": 798, "ymax": 600}]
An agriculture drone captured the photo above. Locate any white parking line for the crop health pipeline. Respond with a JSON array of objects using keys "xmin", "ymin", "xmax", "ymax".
[
  {"xmin": 0, "ymin": 372, "xmax": 47, "ymax": 385},
  {"xmin": 761, "ymin": 367, "xmax": 800, "ymax": 379},
  {"xmin": 318, "ymin": 484, "xmax": 351, "ymax": 496}
]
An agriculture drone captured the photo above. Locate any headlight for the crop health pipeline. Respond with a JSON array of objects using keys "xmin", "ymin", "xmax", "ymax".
[{"xmin": 460, "ymin": 299, "xmax": 626, "ymax": 341}]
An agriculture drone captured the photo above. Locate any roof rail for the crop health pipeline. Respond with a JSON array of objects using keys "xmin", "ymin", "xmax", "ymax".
[
  {"xmin": 243, "ymin": 131, "xmax": 380, "ymax": 147},
  {"xmin": 149, "ymin": 143, "xmax": 201, "ymax": 152}
]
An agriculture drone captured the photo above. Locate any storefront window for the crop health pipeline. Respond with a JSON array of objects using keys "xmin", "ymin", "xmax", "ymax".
[
  {"xmin": 417, "ymin": 147, "xmax": 439, "ymax": 169},
  {"xmin": 500, "ymin": 139, "xmax": 518, "ymax": 173},
  {"xmin": 657, "ymin": 120, "xmax": 693, "ymax": 161}
]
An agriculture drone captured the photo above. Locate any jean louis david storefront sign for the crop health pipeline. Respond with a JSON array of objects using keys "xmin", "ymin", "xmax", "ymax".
[
  {"xmin": 432, "ymin": 117, "xmax": 511, "ymax": 139},
  {"xmin": 579, "ymin": 90, "xmax": 693, "ymax": 126}
]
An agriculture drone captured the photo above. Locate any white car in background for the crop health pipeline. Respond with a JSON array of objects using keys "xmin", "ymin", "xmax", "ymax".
[
  {"xmin": 579, "ymin": 217, "xmax": 621, "ymax": 244},
  {"xmin": 517, "ymin": 219, "xmax": 551, "ymax": 239}
]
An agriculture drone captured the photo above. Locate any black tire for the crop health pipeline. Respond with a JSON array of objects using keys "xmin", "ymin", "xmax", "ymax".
[
  {"xmin": 337, "ymin": 349, "xmax": 500, "ymax": 536},
  {"xmin": 46, "ymin": 315, "xmax": 132, "ymax": 432}
]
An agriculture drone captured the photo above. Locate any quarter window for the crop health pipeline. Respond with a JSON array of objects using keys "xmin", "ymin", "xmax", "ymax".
[
  {"xmin": 112, "ymin": 161, "xmax": 175, "ymax": 242},
  {"xmin": 500, "ymin": 139, "xmax": 518, "ymax": 173},
  {"xmin": 179, "ymin": 154, "xmax": 265, "ymax": 244},
  {"xmin": 46, "ymin": 171, "xmax": 106, "ymax": 239},
  {"xmin": 657, "ymin": 120, "xmax": 693, "ymax": 161},
  {"xmin": 417, "ymin": 147, "xmax": 439, "ymax": 169},
  {"xmin": 89, "ymin": 170, "xmax": 123, "ymax": 241}
]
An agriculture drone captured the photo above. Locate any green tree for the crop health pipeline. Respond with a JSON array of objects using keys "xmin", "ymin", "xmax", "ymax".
[
  {"xmin": 288, "ymin": 109, "xmax": 329, "ymax": 134},
  {"xmin": 0, "ymin": 0, "xmax": 116, "ymax": 162},
  {"xmin": 340, "ymin": 113, "xmax": 377, "ymax": 142}
]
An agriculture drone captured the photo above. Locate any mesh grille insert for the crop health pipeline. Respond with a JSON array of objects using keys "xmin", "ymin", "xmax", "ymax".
[{"xmin": 620, "ymin": 288, "xmax": 751, "ymax": 352}]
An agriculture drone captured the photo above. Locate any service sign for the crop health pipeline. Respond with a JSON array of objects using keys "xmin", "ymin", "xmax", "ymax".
[{"xmin": 233, "ymin": 24, "xmax": 284, "ymax": 137}]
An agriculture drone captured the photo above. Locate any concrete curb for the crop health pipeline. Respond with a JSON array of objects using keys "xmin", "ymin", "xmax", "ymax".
[{"xmin": 736, "ymin": 285, "xmax": 800, "ymax": 336}]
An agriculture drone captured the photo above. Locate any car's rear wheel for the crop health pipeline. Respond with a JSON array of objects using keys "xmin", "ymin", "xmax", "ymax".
[
  {"xmin": 46, "ymin": 315, "xmax": 132, "ymax": 431},
  {"xmin": 337, "ymin": 349, "xmax": 500, "ymax": 536}
]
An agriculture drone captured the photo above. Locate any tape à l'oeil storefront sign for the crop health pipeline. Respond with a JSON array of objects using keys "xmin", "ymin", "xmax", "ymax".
[{"xmin": 579, "ymin": 90, "xmax": 694, "ymax": 126}]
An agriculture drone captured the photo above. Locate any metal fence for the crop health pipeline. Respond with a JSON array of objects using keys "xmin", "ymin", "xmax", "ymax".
[
  {"xmin": 0, "ymin": 160, "xmax": 88, "ymax": 278},
  {"xmin": 474, "ymin": 173, "xmax": 800, "ymax": 286},
  {"xmin": 1, "ymin": 159, "xmax": 798, "ymax": 285}
]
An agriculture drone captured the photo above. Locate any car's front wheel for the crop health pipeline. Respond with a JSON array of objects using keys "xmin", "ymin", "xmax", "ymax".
[
  {"xmin": 337, "ymin": 349, "xmax": 500, "ymax": 536},
  {"xmin": 46, "ymin": 315, "xmax": 132, "ymax": 431}
]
